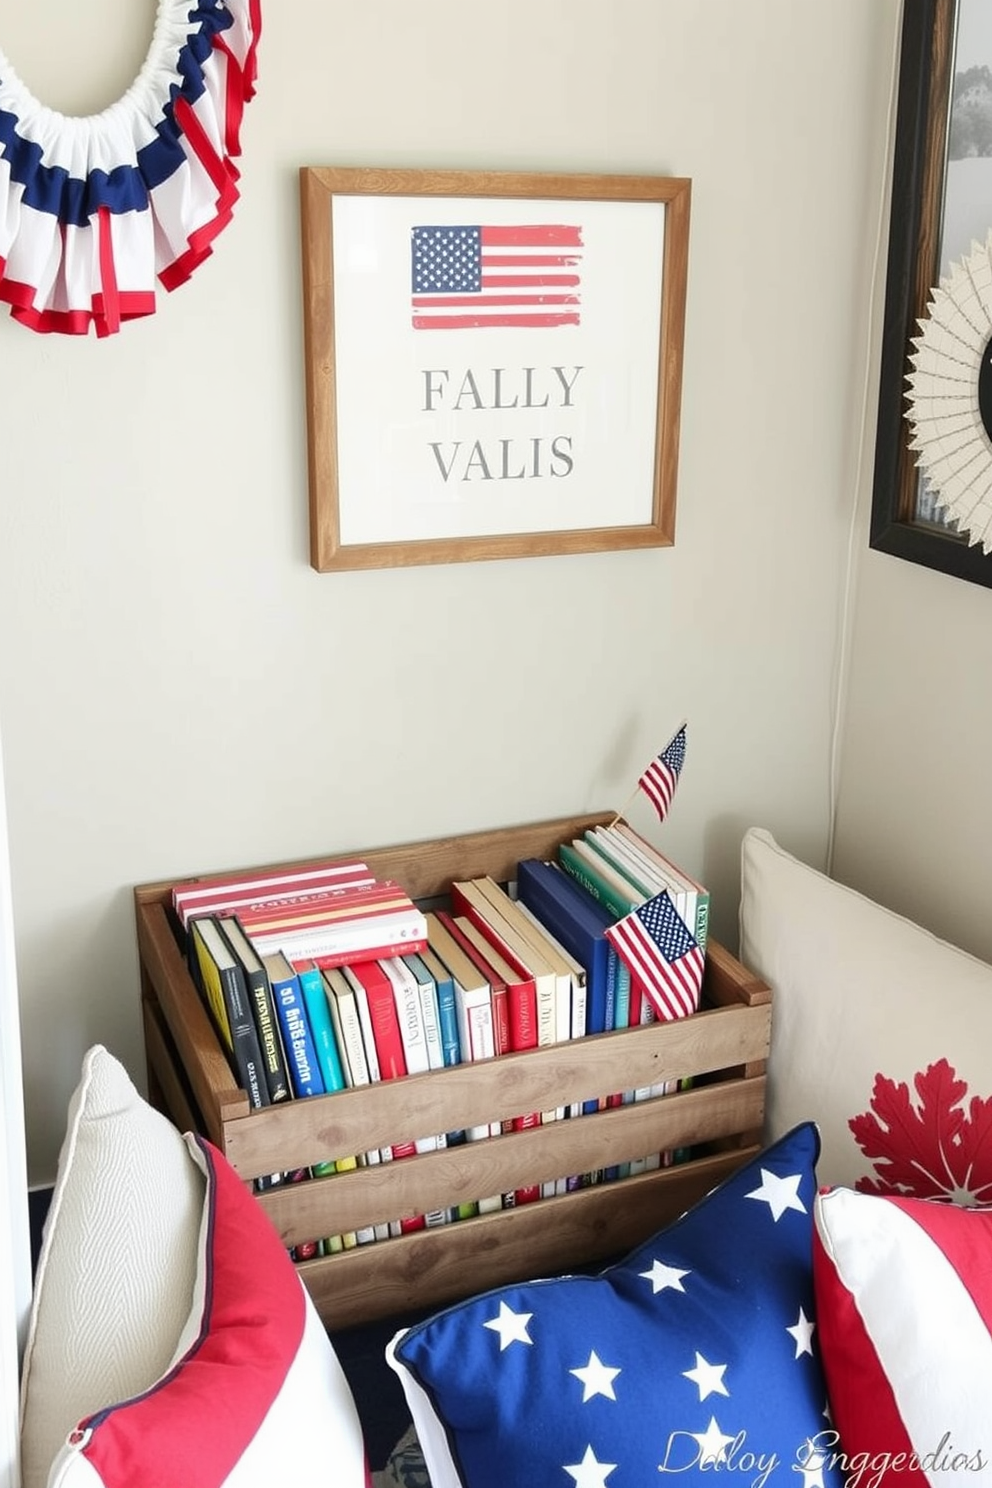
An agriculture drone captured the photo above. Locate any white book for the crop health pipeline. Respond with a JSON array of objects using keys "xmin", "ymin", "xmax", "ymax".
[
  {"xmin": 592, "ymin": 826, "xmax": 695, "ymax": 939},
  {"xmin": 457, "ymin": 880, "xmax": 558, "ymax": 1053},
  {"xmin": 401, "ymin": 952, "xmax": 452, "ymax": 1223},
  {"xmin": 461, "ymin": 877, "xmax": 564, "ymax": 1194},
  {"xmin": 380, "ymin": 956, "xmax": 430, "ymax": 1075},
  {"xmin": 403, "ymin": 953, "xmax": 445, "ymax": 1071},
  {"xmin": 513, "ymin": 896, "xmax": 590, "ymax": 1182},
  {"xmin": 320, "ymin": 968, "xmax": 377, "ymax": 1246},
  {"xmin": 425, "ymin": 913, "xmax": 501, "ymax": 1215},
  {"xmin": 340, "ymin": 965, "xmax": 392, "ymax": 1241},
  {"xmin": 513, "ymin": 898, "xmax": 586, "ymax": 1043},
  {"xmin": 615, "ymin": 822, "xmax": 709, "ymax": 952}
]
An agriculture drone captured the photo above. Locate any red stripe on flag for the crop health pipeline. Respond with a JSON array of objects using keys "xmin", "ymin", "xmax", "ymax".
[
  {"xmin": 481, "ymin": 273, "xmax": 581, "ymax": 288},
  {"xmin": 481, "ymin": 253, "xmax": 582, "ymax": 268},
  {"xmin": 812, "ymin": 1224, "xmax": 920, "ymax": 1476},
  {"xmin": 412, "ymin": 312, "xmax": 581, "ymax": 330},
  {"xmin": 889, "ymin": 1197, "xmax": 992, "ymax": 1332},
  {"xmin": 480, "ymin": 225, "xmax": 583, "ymax": 247},
  {"xmin": 639, "ymin": 764, "xmax": 676, "ymax": 819}
]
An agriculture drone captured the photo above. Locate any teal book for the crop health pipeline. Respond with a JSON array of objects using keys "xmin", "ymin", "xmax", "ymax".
[
  {"xmin": 295, "ymin": 959, "xmax": 346, "ymax": 1093},
  {"xmin": 558, "ymin": 841, "xmax": 634, "ymax": 1033},
  {"xmin": 417, "ymin": 944, "xmax": 461, "ymax": 1067},
  {"xmin": 414, "ymin": 943, "xmax": 466, "ymax": 1156},
  {"xmin": 402, "ymin": 951, "xmax": 445, "ymax": 1071}
]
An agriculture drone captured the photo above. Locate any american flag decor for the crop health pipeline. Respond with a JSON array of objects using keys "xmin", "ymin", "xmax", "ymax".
[
  {"xmin": 410, "ymin": 223, "xmax": 582, "ymax": 330},
  {"xmin": 605, "ymin": 888, "xmax": 704, "ymax": 1021},
  {"xmin": 638, "ymin": 723, "xmax": 686, "ymax": 824}
]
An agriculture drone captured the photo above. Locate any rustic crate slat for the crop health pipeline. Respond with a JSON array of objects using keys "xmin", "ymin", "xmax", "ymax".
[{"xmin": 296, "ymin": 1148, "xmax": 757, "ymax": 1331}]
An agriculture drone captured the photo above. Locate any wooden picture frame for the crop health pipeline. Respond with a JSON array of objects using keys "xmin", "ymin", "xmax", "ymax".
[
  {"xmin": 870, "ymin": 0, "xmax": 992, "ymax": 586},
  {"xmin": 299, "ymin": 167, "xmax": 691, "ymax": 573}
]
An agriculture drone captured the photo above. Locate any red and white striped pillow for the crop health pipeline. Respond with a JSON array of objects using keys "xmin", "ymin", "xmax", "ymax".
[
  {"xmin": 813, "ymin": 1187, "xmax": 992, "ymax": 1474},
  {"xmin": 47, "ymin": 1133, "xmax": 370, "ymax": 1488}
]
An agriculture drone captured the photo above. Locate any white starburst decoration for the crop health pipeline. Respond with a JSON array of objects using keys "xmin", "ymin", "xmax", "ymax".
[{"xmin": 906, "ymin": 227, "xmax": 992, "ymax": 552}]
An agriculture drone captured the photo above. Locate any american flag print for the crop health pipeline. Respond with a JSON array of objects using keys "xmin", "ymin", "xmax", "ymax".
[
  {"xmin": 638, "ymin": 723, "xmax": 687, "ymax": 824},
  {"xmin": 604, "ymin": 888, "xmax": 704, "ymax": 1021},
  {"xmin": 410, "ymin": 223, "xmax": 582, "ymax": 330},
  {"xmin": 815, "ymin": 1186, "xmax": 992, "ymax": 1466},
  {"xmin": 389, "ymin": 1123, "xmax": 844, "ymax": 1488}
]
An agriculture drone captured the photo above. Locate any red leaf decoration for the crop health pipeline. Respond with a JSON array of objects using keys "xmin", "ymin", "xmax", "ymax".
[{"xmin": 849, "ymin": 1058, "xmax": 992, "ymax": 1203}]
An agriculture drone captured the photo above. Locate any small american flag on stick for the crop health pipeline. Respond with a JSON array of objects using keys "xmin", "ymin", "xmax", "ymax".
[
  {"xmin": 637, "ymin": 722, "xmax": 686, "ymax": 824},
  {"xmin": 605, "ymin": 888, "xmax": 704, "ymax": 1022},
  {"xmin": 411, "ymin": 223, "xmax": 582, "ymax": 331}
]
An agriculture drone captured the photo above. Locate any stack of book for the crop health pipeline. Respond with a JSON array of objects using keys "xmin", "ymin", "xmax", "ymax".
[{"xmin": 175, "ymin": 826, "xmax": 710, "ymax": 1252}]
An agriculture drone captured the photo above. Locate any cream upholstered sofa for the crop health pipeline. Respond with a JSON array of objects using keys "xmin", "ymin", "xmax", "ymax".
[{"xmin": 19, "ymin": 829, "xmax": 992, "ymax": 1488}]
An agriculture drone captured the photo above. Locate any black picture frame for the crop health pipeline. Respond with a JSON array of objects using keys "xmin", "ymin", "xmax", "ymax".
[{"xmin": 870, "ymin": 0, "xmax": 992, "ymax": 586}]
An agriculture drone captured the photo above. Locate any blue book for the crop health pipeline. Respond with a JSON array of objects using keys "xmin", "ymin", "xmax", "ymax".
[
  {"xmin": 416, "ymin": 944, "xmax": 462, "ymax": 1067},
  {"xmin": 516, "ymin": 859, "xmax": 618, "ymax": 1036},
  {"xmin": 262, "ymin": 952, "xmax": 326, "ymax": 1099},
  {"xmin": 413, "ymin": 944, "xmax": 466, "ymax": 1154},
  {"xmin": 294, "ymin": 959, "xmax": 346, "ymax": 1093}
]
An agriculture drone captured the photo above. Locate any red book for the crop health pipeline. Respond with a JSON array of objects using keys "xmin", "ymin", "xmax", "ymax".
[
  {"xmin": 346, "ymin": 960, "xmax": 407, "ymax": 1082},
  {"xmin": 173, "ymin": 858, "xmax": 373, "ymax": 928},
  {"xmin": 437, "ymin": 911, "xmax": 542, "ymax": 1206},
  {"xmin": 449, "ymin": 884, "xmax": 538, "ymax": 1054},
  {"xmin": 341, "ymin": 960, "xmax": 424, "ymax": 1235},
  {"xmin": 436, "ymin": 912, "xmax": 511, "ymax": 1058}
]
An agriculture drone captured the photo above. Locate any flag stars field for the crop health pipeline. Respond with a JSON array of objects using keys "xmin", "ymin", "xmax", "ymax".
[
  {"xmin": 787, "ymin": 1306, "xmax": 816, "ymax": 1358},
  {"xmin": 563, "ymin": 1444, "xmax": 617, "ymax": 1488},
  {"xmin": 682, "ymin": 1352, "xmax": 729, "ymax": 1400},
  {"xmin": 483, "ymin": 1301, "xmax": 533, "ymax": 1350},
  {"xmin": 570, "ymin": 1351, "xmax": 621, "ymax": 1402},
  {"xmin": 745, "ymin": 1166, "xmax": 807, "ymax": 1221},
  {"xmin": 639, "ymin": 1258, "xmax": 690, "ymax": 1294}
]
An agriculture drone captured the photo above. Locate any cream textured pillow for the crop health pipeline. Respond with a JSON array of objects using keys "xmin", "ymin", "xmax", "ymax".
[
  {"xmin": 44, "ymin": 1132, "xmax": 370, "ymax": 1488},
  {"xmin": 19, "ymin": 1046, "xmax": 204, "ymax": 1488},
  {"xmin": 740, "ymin": 827, "xmax": 992, "ymax": 1196}
]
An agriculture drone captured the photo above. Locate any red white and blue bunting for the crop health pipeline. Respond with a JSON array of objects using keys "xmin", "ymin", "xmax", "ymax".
[{"xmin": 0, "ymin": 0, "xmax": 261, "ymax": 337}]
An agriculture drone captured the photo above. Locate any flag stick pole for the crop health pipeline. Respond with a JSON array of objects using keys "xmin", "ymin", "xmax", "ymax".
[{"xmin": 608, "ymin": 788, "xmax": 640, "ymax": 830}]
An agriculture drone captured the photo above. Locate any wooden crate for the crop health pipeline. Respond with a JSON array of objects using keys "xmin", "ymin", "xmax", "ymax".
[{"xmin": 134, "ymin": 812, "xmax": 771, "ymax": 1331}]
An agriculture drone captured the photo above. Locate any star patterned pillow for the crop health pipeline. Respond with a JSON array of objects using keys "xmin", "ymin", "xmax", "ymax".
[{"xmin": 387, "ymin": 1123, "xmax": 841, "ymax": 1488}]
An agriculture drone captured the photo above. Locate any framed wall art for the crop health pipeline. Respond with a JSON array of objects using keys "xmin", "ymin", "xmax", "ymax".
[
  {"xmin": 870, "ymin": 0, "xmax": 992, "ymax": 586},
  {"xmin": 299, "ymin": 167, "xmax": 691, "ymax": 572}
]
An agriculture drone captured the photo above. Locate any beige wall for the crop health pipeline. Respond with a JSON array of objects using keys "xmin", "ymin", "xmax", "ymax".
[
  {"xmin": 0, "ymin": 0, "xmax": 900, "ymax": 1183},
  {"xmin": 833, "ymin": 552, "xmax": 992, "ymax": 965}
]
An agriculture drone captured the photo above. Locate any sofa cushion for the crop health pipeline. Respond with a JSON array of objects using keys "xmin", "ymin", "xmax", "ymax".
[
  {"xmin": 46, "ymin": 1133, "xmax": 369, "ymax": 1488},
  {"xmin": 19, "ymin": 1046, "xmax": 205, "ymax": 1488},
  {"xmin": 739, "ymin": 827, "xmax": 992, "ymax": 1195},
  {"xmin": 387, "ymin": 1122, "xmax": 842, "ymax": 1488},
  {"xmin": 813, "ymin": 1185, "xmax": 992, "ymax": 1469}
]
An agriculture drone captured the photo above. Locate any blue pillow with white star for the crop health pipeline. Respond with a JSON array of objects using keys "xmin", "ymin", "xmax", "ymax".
[{"xmin": 386, "ymin": 1123, "xmax": 841, "ymax": 1488}]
